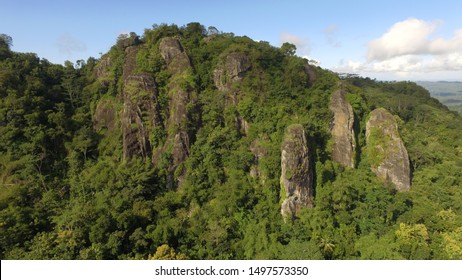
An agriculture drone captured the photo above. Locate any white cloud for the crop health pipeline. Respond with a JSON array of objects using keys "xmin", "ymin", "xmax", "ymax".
[
  {"xmin": 324, "ymin": 24, "xmax": 341, "ymax": 48},
  {"xmin": 367, "ymin": 18, "xmax": 440, "ymax": 61},
  {"xmin": 280, "ymin": 32, "xmax": 311, "ymax": 57},
  {"xmin": 334, "ymin": 18, "xmax": 462, "ymax": 80},
  {"xmin": 428, "ymin": 29, "xmax": 462, "ymax": 54},
  {"xmin": 56, "ymin": 33, "xmax": 86, "ymax": 57}
]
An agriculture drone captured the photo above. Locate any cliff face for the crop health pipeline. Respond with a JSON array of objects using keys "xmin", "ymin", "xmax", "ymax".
[
  {"xmin": 213, "ymin": 52, "xmax": 251, "ymax": 91},
  {"xmin": 213, "ymin": 52, "xmax": 251, "ymax": 135},
  {"xmin": 122, "ymin": 73, "xmax": 159, "ymax": 160},
  {"xmin": 94, "ymin": 55, "xmax": 113, "ymax": 86},
  {"xmin": 280, "ymin": 124, "xmax": 314, "ymax": 220},
  {"xmin": 366, "ymin": 108, "xmax": 411, "ymax": 192},
  {"xmin": 120, "ymin": 45, "xmax": 161, "ymax": 161},
  {"xmin": 94, "ymin": 100, "xmax": 117, "ymax": 133},
  {"xmin": 159, "ymin": 37, "xmax": 191, "ymax": 75},
  {"xmin": 330, "ymin": 87, "xmax": 356, "ymax": 168},
  {"xmin": 158, "ymin": 37, "xmax": 194, "ymax": 186}
]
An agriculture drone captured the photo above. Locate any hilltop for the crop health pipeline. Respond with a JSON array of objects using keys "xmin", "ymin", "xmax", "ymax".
[{"xmin": 1, "ymin": 24, "xmax": 462, "ymax": 260}]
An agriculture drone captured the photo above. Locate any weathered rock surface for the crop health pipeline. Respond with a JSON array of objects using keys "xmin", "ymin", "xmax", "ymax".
[
  {"xmin": 121, "ymin": 45, "xmax": 161, "ymax": 161},
  {"xmin": 159, "ymin": 37, "xmax": 191, "ymax": 74},
  {"xmin": 94, "ymin": 100, "xmax": 116, "ymax": 132},
  {"xmin": 158, "ymin": 37, "xmax": 194, "ymax": 187},
  {"xmin": 330, "ymin": 87, "xmax": 356, "ymax": 168},
  {"xmin": 213, "ymin": 52, "xmax": 251, "ymax": 135},
  {"xmin": 280, "ymin": 124, "xmax": 314, "ymax": 220},
  {"xmin": 366, "ymin": 108, "xmax": 411, "ymax": 192},
  {"xmin": 95, "ymin": 55, "xmax": 112, "ymax": 85},
  {"xmin": 122, "ymin": 74, "xmax": 159, "ymax": 160},
  {"xmin": 304, "ymin": 64, "xmax": 318, "ymax": 86},
  {"xmin": 213, "ymin": 52, "xmax": 251, "ymax": 91}
]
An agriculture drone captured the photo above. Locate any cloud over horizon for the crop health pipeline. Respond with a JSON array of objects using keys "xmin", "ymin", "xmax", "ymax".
[{"xmin": 334, "ymin": 18, "xmax": 462, "ymax": 80}]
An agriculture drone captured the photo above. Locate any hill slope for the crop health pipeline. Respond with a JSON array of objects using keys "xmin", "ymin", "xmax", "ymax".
[
  {"xmin": 416, "ymin": 81, "xmax": 462, "ymax": 114},
  {"xmin": 1, "ymin": 24, "xmax": 462, "ymax": 260}
]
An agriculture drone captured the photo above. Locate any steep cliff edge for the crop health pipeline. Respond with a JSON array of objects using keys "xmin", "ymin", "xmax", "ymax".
[
  {"xmin": 366, "ymin": 108, "xmax": 411, "ymax": 192},
  {"xmin": 280, "ymin": 124, "xmax": 314, "ymax": 220},
  {"xmin": 329, "ymin": 86, "xmax": 356, "ymax": 168}
]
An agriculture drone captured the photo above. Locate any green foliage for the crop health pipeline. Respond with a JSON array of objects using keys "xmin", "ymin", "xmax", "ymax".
[{"xmin": 1, "ymin": 24, "xmax": 462, "ymax": 260}]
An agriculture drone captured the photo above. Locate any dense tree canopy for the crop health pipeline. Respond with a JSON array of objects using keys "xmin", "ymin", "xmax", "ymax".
[{"xmin": 0, "ymin": 24, "xmax": 461, "ymax": 260}]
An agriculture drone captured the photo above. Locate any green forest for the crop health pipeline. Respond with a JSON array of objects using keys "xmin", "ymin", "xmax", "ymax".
[{"xmin": 1, "ymin": 23, "xmax": 461, "ymax": 260}]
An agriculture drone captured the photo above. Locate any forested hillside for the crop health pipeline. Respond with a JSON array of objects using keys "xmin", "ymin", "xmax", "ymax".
[{"xmin": 1, "ymin": 24, "xmax": 461, "ymax": 260}]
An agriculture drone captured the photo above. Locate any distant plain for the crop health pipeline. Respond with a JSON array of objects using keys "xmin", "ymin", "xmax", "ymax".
[{"xmin": 417, "ymin": 81, "xmax": 462, "ymax": 114}]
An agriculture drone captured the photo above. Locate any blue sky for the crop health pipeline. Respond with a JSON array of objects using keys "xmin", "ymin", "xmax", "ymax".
[{"xmin": 2, "ymin": 0, "xmax": 462, "ymax": 81}]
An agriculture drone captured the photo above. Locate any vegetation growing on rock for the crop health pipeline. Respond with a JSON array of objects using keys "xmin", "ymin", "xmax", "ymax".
[{"xmin": 1, "ymin": 24, "xmax": 462, "ymax": 260}]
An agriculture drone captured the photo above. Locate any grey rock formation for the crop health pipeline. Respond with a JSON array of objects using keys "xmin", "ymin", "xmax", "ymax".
[
  {"xmin": 330, "ymin": 88, "xmax": 356, "ymax": 168},
  {"xmin": 95, "ymin": 55, "xmax": 112, "ymax": 86},
  {"xmin": 159, "ymin": 37, "xmax": 191, "ymax": 74},
  {"xmin": 366, "ymin": 108, "xmax": 411, "ymax": 192},
  {"xmin": 120, "ymin": 45, "xmax": 161, "ymax": 161},
  {"xmin": 213, "ymin": 52, "xmax": 251, "ymax": 135},
  {"xmin": 158, "ymin": 37, "xmax": 194, "ymax": 187},
  {"xmin": 213, "ymin": 52, "xmax": 251, "ymax": 91},
  {"xmin": 94, "ymin": 100, "xmax": 116, "ymax": 132},
  {"xmin": 280, "ymin": 124, "xmax": 314, "ymax": 220},
  {"xmin": 122, "ymin": 74, "xmax": 159, "ymax": 161},
  {"xmin": 304, "ymin": 64, "xmax": 318, "ymax": 86}
]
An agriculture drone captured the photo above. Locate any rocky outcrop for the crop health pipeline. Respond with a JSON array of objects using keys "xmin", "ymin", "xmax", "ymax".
[
  {"xmin": 280, "ymin": 124, "xmax": 314, "ymax": 220},
  {"xmin": 121, "ymin": 45, "xmax": 161, "ymax": 161},
  {"xmin": 122, "ymin": 74, "xmax": 160, "ymax": 160},
  {"xmin": 250, "ymin": 138, "xmax": 268, "ymax": 181},
  {"xmin": 94, "ymin": 100, "xmax": 116, "ymax": 132},
  {"xmin": 366, "ymin": 108, "xmax": 411, "ymax": 192},
  {"xmin": 158, "ymin": 37, "xmax": 194, "ymax": 186},
  {"xmin": 213, "ymin": 52, "xmax": 250, "ymax": 91},
  {"xmin": 95, "ymin": 55, "xmax": 112, "ymax": 86},
  {"xmin": 329, "ymin": 87, "xmax": 356, "ymax": 168},
  {"xmin": 213, "ymin": 52, "xmax": 251, "ymax": 135},
  {"xmin": 304, "ymin": 64, "xmax": 317, "ymax": 86},
  {"xmin": 159, "ymin": 37, "xmax": 191, "ymax": 75}
]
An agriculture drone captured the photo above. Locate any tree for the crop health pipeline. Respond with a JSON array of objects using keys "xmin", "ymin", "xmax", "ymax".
[
  {"xmin": 281, "ymin": 42, "xmax": 297, "ymax": 56},
  {"xmin": 207, "ymin": 26, "xmax": 220, "ymax": 36},
  {"xmin": 0, "ymin": 34, "xmax": 13, "ymax": 59},
  {"xmin": 149, "ymin": 244, "xmax": 187, "ymax": 260}
]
